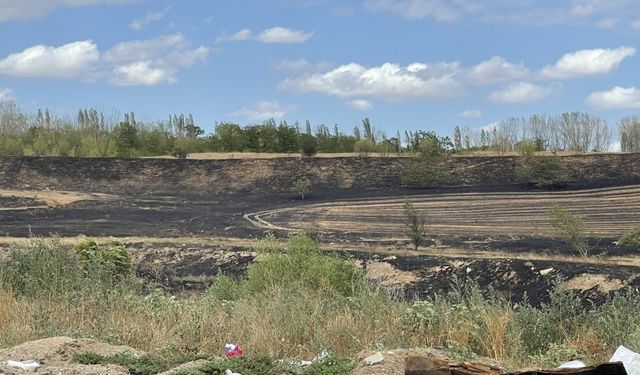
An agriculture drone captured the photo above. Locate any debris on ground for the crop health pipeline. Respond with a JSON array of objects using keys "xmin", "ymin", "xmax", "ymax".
[
  {"xmin": 610, "ymin": 345, "xmax": 640, "ymax": 375},
  {"xmin": 224, "ymin": 343, "xmax": 244, "ymax": 358},
  {"xmin": 364, "ymin": 352, "xmax": 385, "ymax": 366},
  {"xmin": 2, "ymin": 360, "xmax": 39, "ymax": 372}
]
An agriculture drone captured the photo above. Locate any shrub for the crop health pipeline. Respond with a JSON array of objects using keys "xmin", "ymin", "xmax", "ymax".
[
  {"xmin": 354, "ymin": 139, "xmax": 376, "ymax": 157},
  {"xmin": 516, "ymin": 156, "xmax": 569, "ymax": 189},
  {"xmin": 244, "ymin": 233, "xmax": 367, "ymax": 297},
  {"xmin": 0, "ymin": 238, "xmax": 132, "ymax": 297},
  {"xmin": 300, "ymin": 134, "xmax": 317, "ymax": 157},
  {"xmin": 205, "ymin": 274, "xmax": 243, "ymax": 302},
  {"xmin": 403, "ymin": 199, "xmax": 426, "ymax": 250},
  {"xmin": 292, "ymin": 177, "xmax": 312, "ymax": 199},
  {"xmin": 549, "ymin": 207, "xmax": 590, "ymax": 256},
  {"xmin": 74, "ymin": 238, "xmax": 133, "ymax": 278},
  {"xmin": 620, "ymin": 226, "xmax": 640, "ymax": 248},
  {"xmin": 401, "ymin": 159, "xmax": 450, "ymax": 187}
]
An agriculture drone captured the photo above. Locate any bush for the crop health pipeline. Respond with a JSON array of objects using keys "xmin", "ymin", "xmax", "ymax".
[
  {"xmin": 244, "ymin": 233, "xmax": 367, "ymax": 297},
  {"xmin": 74, "ymin": 238, "xmax": 133, "ymax": 278},
  {"xmin": 549, "ymin": 207, "xmax": 589, "ymax": 256},
  {"xmin": 354, "ymin": 139, "xmax": 376, "ymax": 157},
  {"xmin": 0, "ymin": 238, "xmax": 132, "ymax": 297},
  {"xmin": 516, "ymin": 156, "xmax": 569, "ymax": 189},
  {"xmin": 620, "ymin": 226, "xmax": 640, "ymax": 248},
  {"xmin": 401, "ymin": 159, "xmax": 450, "ymax": 187},
  {"xmin": 403, "ymin": 199, "xmax": 426, "ymax": 250},
  {"xmin": 292, "ymin": 177, "xmax": 312, "ymax": 199},
  {"xmin": 300, "ymin": 134, "xmax": 317, "ymax": 157}
]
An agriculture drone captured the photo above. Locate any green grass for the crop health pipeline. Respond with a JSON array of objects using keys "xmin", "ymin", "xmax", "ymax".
[{"xmin": 2, "ymin": 235, "xmax": 640, "ymax": 371}]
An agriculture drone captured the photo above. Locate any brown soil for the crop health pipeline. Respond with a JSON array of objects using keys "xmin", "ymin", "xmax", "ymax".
[{"xmin": 0, "ymin": 336, "xmax": 140, "ymax": 375}]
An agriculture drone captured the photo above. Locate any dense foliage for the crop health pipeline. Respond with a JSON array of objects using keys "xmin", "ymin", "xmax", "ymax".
[{"xmin": 1, "ymin": 100, "xmax": 637, "ymax": 157}]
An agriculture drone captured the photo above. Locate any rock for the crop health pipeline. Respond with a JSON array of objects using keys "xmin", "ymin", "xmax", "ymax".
[
  {"xmin": 405, "ymin": 356, "xmax": 451, "ymax": 375},
  {"xmin": 363, "ymin": 352, "xmax": 384, "ymax": 366},
  {"xmin": 539, "ymin": 267, "xmax": 554, "ymax": 276},
  {"xmin": 158, "ymin": 359, "xmax": 210, "ymax": 375}
]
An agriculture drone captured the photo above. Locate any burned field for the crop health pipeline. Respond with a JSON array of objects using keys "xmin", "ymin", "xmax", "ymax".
[{"xmin": 0, "ymin": 155, "xmax": 639, "ymax": 305}]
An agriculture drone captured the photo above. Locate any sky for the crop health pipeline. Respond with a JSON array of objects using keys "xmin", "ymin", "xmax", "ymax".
[{"xmin": 1, "ymin": 0, "xmax": 640, "ymax": 136}]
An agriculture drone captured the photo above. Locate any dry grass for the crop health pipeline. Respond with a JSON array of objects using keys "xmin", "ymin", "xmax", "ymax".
[{"xmin": 0, "ymin": 189, "xmax": 116, "ymax": 208}]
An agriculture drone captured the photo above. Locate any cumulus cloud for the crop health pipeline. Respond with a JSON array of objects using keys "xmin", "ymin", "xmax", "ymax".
[
  {"xmin": 586, "ymin": 86, "xmax": 640, "ymax": 109},
  {"xmin": 347, "ymin": 99, "xmax": 374, "ymax": 111},
  {"xmin": 0, "ymin": 0, "xmax": 140, "ymax": 23},
  {"xmin": 0, "ymin": 34, "xmax": 208, "ymax": 86},
  {"xmin": 129, "ymin": 6, "xmax": 170, "ymax": 31},
  {"xmin": 542, "ymin": 46, "xmax": 636, "ymax": 79},
  {"xmin": 216, "ymin": 27, "xmax": 313, "ymax": 44},
  {"xmin": 280, "ymin": 62, "xmax": 464, "ymax": 101},
  {"xmin": 466, "ymin": 56, "xmax": 529, "ymax": 85},
  {"xmin": 460, "ymin": 109, "xmax": 481, "ymax": 118},
  {"xmin": 111, "ymin": 61, "xmax": 175, "ymax": 86},
  {"xmin": 489, "ymin": 82, "xmax": 556, "ymax": 104},
  {"xmin": 230, "ymin": 101, "xmax": 293, "ymax": 121},
  {"xmin": 0, "ymin": 88, "xmax": 13, "ymax": 101},
  {"xmin": 258, "ymin": 27, "xmax": 314, "ymax": 43},
  {"xmin": 0, "ymin": 40, "xmax": 100, "ymax": 79}
]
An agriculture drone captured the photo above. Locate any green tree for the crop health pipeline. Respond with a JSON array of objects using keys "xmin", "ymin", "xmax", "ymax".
[
  {"xmin": 113, "ymin": 121, "xmax": 139, "ymax": 156},
  {"xmin": 300, "ymin": 134, "xmax": 318, "ymax": 157}
]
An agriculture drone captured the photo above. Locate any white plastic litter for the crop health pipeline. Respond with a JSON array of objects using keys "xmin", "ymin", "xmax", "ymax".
[
  {"xmin": 3, "ymin": 360, "xmax": 40, "ymax": 372},
  {"xmin": 558, "ymin": 360, "xmax": 586, "ymax": 369},
  {"xmin": 225, "ymin": 369, "xmax": 241, "ymax": 375},
  {"xmin": 610, "ymin": 346, "xmax": 640, "ymax": 375},
  {"xmin": 363, "ymin": 352, "xmax": 384, "ymax": 366}
]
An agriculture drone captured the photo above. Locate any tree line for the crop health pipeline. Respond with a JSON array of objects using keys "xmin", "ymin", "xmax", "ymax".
[{"xmin": 1, "ymin": 100, "xmax": 640, "ymax": 157}]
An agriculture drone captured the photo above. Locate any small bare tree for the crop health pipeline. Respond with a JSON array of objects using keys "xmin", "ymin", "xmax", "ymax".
[{"xmin": 403, "ymin": 199, "xmax": 426, "ymax": 250}]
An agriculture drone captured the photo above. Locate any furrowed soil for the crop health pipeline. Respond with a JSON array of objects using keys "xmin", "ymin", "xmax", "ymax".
[{"xmin": 1, "ymin": 154, "xmax": 639, "ymax": 305}]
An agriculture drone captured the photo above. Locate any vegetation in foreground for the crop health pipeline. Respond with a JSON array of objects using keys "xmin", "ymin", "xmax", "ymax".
[{"xmin": 1, "ymin": 236, "xmax": 640, "ymax": 374}]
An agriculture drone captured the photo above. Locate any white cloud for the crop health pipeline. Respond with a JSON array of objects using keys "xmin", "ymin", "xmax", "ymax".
[
  {"xmin": 0, "ymin": 0, "xmax": 140, "ymax": 23},
  {"xmin": 542, "ymin": 46, "xmax": 636, "ymax": 79},
  {"xmin": 0, "ymin": 88, "xmax": 13, "ymax": 101},
  {"xmin": 489, "ymin": 82, "xmax": 556, "ymax": 104},
  {"xmin": 112, "ymin": 61, "xmax": 175, "ymax": 86},
  {"xmin": 129, "ymin": 6, "xmax": 170, "ymax": 31},
  {"xmin": 363, "ymin": 0, "xmax": 640, "ymax": 29},
  {"xmin": 460, "ymin": 109, "xmax": 481, "ymax": 118},
  {"xmin": 273, "ymin": 58, "xmax": 333, "ymax": 73},
  {"xmin": 596, "ymin": 17, "xmax": 619, "ymax": 29},
  {"xmin": 347, "ymin": 99, "xmax": 374, "ymax": 111},
  {"xmin": 466, "ymin": 56, "xmax": 529, "ymax": 85},
  {"xmin": 0, "ymin": 34, "xmax": 208, "ymax": 86},
  {"xmin": 363, "ymin": 0, "xmax": 464, "ymax": 22},
  {"xmin": 586, "ymin": 86, "xmax": 640, "ymax": 109},
  {"xmin": 230, "ymin": 101, "xmax": 293, "ymax": 121},
  {"xmin": 215, "ymin": 29, "xmax": 253, "ymax": 43},
  {"xmin": 258, "ymin": 27, "xmax": 314, "ymax": 43},
  {"xmin": 280, "ymin": 62, "xmax": 464, "ymax": 101},
  {"xmin": 216, "ymin": 27, "xmax": 313, "ymax": 44},
  {"xmin": 103, "ymin": 34, "xmax": 209, "ymax": 85},
  {"xmin": 0, "ymin": 40, "xmax": 100, "ymax": 79}
]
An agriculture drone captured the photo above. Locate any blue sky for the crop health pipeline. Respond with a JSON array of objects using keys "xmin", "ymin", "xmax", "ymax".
[{"xmin": 1, "ymin": 0, "xmax": 640, "ymax": 137}]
